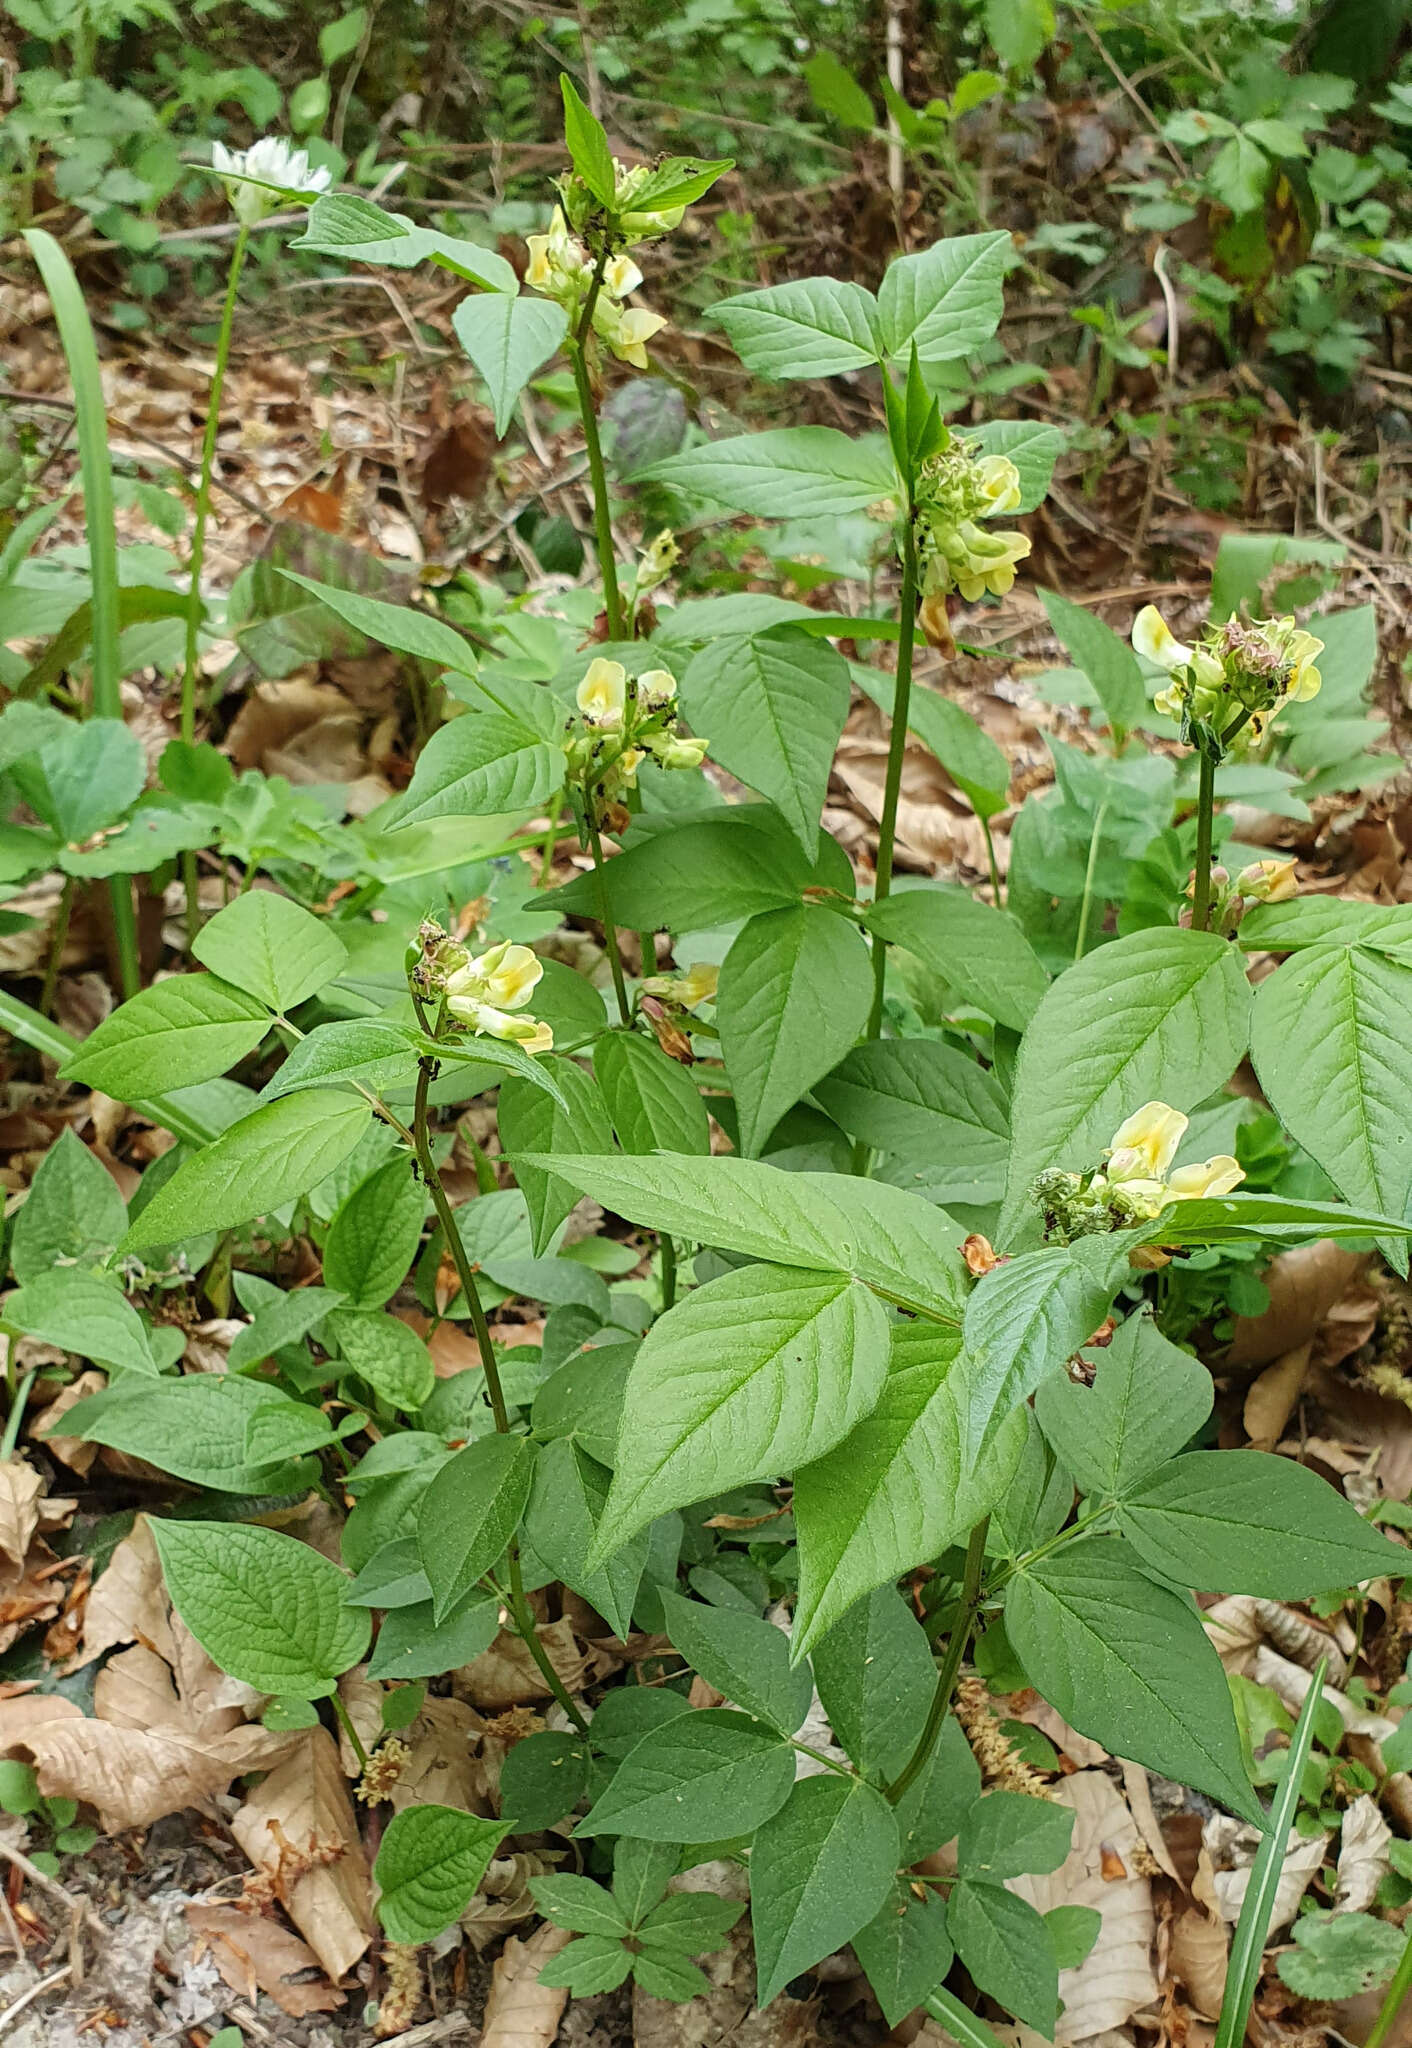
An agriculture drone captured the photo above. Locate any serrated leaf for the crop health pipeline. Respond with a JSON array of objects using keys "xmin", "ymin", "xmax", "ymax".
[
  {"xmin": 498, "ymin": 1059, "xmax": 614, "ymax": 1255},
  {"xmin": 1033, "ymin": 1307, "xmax": 1213, "ymax": 1498},
  {"xmin": 394, "ymin": 713, "xmax": 563, "ymax": 830},
  {"xmin": 61, "ymin": 974, "xmax": 271, "ymax": 1098},
  {"xmin": 419, "ymin": 1434, "xmax": 536, "ymax": 1620},
  {"xmin": 366, "ymin": 1590, "xmax": 499, "ymax": 1681},
  {"xmin": 876, "ymin": 231, "xmax": 1011, "ymax": 362},
  {"xmin": 681, "ymin": 630, "xmax": 849, "ymax": 857},
  {"xmin": 589, "ymin": 1264, "xmax": 889, "ymax": 1563},
  {"xmin": 227, "ymin": 1284, "xmax": 344, "ymax": 1375},
  {"xmin": 851, "ymin": 664, "xmax": 1010, "ymax": 818},
  {"xmin": 561, "ymin": 75, "xmax": 615, "ymax": 205},
  {"xmin": 967, "ymin": 419, "xmax": 1065, "ymax": 512},
  {"xmin": 793, "ymin": 1323, "xmax": 1027, "ymax": 1654},
  {"xmin": 712, "ymin": 276, "xmax": 880, "ymax": 380},
  {"xmin": 1000, "ymin": 927, "xmax": 1252, "ymax": 1245},
  {"xmin": 500, "ymin": 1730, "xmax": 590, "ymax": 1830},
  {"xmin": 751, "ymin": 1775, "xmax": 900, "ymax": 2007},
  {"xmin": 854, "ymin": 1883, "xmax": 953, "ymax": 2028},
  {"xmin": 1117, "ymin": 1450, "xmax": 1407, "ymax": 1596},
  {"xmin": 593, "ymin": 1031, "xmax": 709, "ymax": 1156},
  {"xmin": 530, "ymin": 1873, "xmax": 631, "ymax": 1937},
  {"xmin": 576, "ymin": 1707, "xmax": 796, "ymax": 1841},
  {"xmin": 958, "ymin": 1789, "xmax": 1073, "ymax": 1882},
  {"xmin": 658, "ymin": 1591, "xmax": 813, "ymax": 1734},
  {"xmin": 192, "ymin": 893, "xmax": 348, "ymax": 1012},
  {"xmin": 814, "ymin": 1038, "xmax": 1010, "ymax": 1205},
  {"xmin": 8, "ymin": 1126, "xmax": 126, "ymax": 1283},
  {"xmin": 453, "ymin": 293, "xmax": 569, "ymax": 437},
  {"xmin": 639, "ymin": 428, "xmax": 896, "ymax": 519},
  {"xmin": 524, "ymin": 1438, "xmax": 648, "ymax": 1638},
  {"xmin": 151, "ymin": 1520, "xmax": 369, "ymax": 1697},
  {"xmin": 122, "ymin": 1092, "xmax": 372, "ymax": 1250},
  {"xmin": 867, "ymin": 887, "xmax": 1048, "ymax": 1033},
  {"xmin": 1006, "ymin": 1537, "xmax": 1261, "ymax": 1822},
  {"xmin": 277, "ymin": 571, "xmax": 478, "ymax": 674},
  {"xmin": 292, "ymin": 193, "xmax": 518, "ymax": 291},
  {"xmin": 375, "ymin": 1804, "xmax": 510, "ymax": 1942},
  {"xmin": 718, "ymin": 906, "xmax": 874, "ymax": 1156}
]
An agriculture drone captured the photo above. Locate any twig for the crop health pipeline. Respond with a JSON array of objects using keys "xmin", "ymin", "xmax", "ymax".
[
  {"xmin": 1073, "ymin": 10, "xmax": 1186, "ymax": 172},
  {"xmin": 0, "ymin": 1840, "xmax": 88, "ymax": 1984},
  {"xmin": 0, "ymin": 1964, "xmax": 71, "ymax": 2036}
]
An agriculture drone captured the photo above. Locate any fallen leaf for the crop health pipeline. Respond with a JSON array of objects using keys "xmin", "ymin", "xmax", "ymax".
[
  {"xmin": 1168, "ymin": 1907, "xmax": 1227, "ymax": 2020},
  {"xmin": 1333, "ymin": 1794, "xmax": 1392, "ymax": 1914},
  {"xmin": 461, "ymin": 1851, "xmax": 559, "ymax": 1952},
  {"xmin": 231, "ymin": 1727, "xmax": 374, "ymax": 1982},
  {"xmin": 1118, "ymin": 1761, "xmax": 1179, "ymax": 1881},
  {"xmin": 480, "ymin": 1921, "xmax": 574, "ymax": 2048},
  {"xmin": 0, "ymin": 1462, "xmax": 45, "ymax": 1568},
  {"xmin": 186, "ymin": 1902, "xmax": 343, "ymax": 2018},
  {"xmin": 1201, "ymin": 1814, "xmax": 1326, "ymax": 1930},
  {"xmin": 30, "ymin": 1370, "xmax": 106, "ymax": 1476},
  {"xmin": 1010, "ymin": 1770, "xmax": 1158, "ymax": 2043},
  {"xmin": 1230, "ymin": 1244, "xmax": 1365, "ymax": 1366},
  {"xmin": 1243, "ymin": 1343, "xmax": 1311, "ymax": 1449},
  {"xmin": 80, "ymin": 1516, "xmax": 174, "ymax": 1665},
  {"xmin": 458, "ymin": 1619, "xmax": 587, "ymax": 1709}
]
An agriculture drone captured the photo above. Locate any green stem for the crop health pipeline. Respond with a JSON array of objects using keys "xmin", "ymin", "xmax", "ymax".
[
  {"xmin": 410, "ymin": 1047, "xmax": 589, "ymax": 1734},
  {"xmin": 886, "ymin": 1517, "xmax": 988, "ymax": 1805},
  {"xmin": 0, "ymin": 1371, "xmax": 37, "ymax": 1463},
  {"xmin": 568, "ymin": 247, "xmax": 625, "ymax": 640},
  {"xmin": 537, "ymin": 793, "xmax": 564, "ymax": 886},
  {"xmin": 40, "ymin": 877, "xmax": 73, "ymax": 1017},
  {"xmin": 981, "ymin": 814, "xmax": 1003, "ymax": 908},
  {"xmin": 587, "ymin": 812, "xmax": 632, "ymax": 1026},
  {"xmin": 1192, "ymin": 748, "xmax": 1216, "ymax": 933},
  {"xmin": 660, "ymin": 1233, "xmax": 677, "ymax": 1313},
  {"xmin": 864, "ymin": 510, "xmax": 920, "ymax": 1044},
  {"xmin": 331, "ymin": 1689, "xmax": 370, "ymax": 1771},
  {"xmin": 181, "ymin": 221, "xmax": 249, "ymax": 948},
  {"xmin": 1366, "ymin": 1924, "xmax": 1412, "ymax": 2048},
  {"xmin": 1074, "ymin": 800, "xmax": 1109, "ymax": 961}
]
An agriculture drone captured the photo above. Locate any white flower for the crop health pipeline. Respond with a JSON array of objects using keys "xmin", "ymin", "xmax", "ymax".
[{"xmin": 211, "ymin": 137, "xmax": 332, "ymax": 226}]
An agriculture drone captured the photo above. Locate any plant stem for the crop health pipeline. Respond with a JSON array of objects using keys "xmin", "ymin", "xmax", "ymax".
[
  {"xmin": 586, "ymin": 812, "xmax": 632, "ymax": 1025},
  {"xmin": 410, "ymin": 1049, "xmax": 588, "ymax": 1734},
  {"xmin": 1191, "ymin": 747, "xmax": 1216, "ymax": 933},
  {"xmin": 660, "ymin": 1233, "xmax": 677, "ymax": 1312},
  {"xmin": 1074, "ymin": 800, "xmax": 1109, "ymax": 961},
  {"xmin": 886, "ymin": 1516, "xmax": 988, "ymax": 1805},
  {"xmin": 864, "ymin": 509, "xmax": 920, "ymax": 1043},
  {"xmin": 0, "ymin": 1371, "xmax": 36, "ymax": 1463},
  {"xmin": 981, "ymin": 814, "xmax": 1003, "ymax": 908},
  {"xmin": 331, "ymin": 1689, "xmax": 370, "ymax": 1772},
  {"xmin": 568, "ymin": 247, "xmax": 625, "ymax": 640},
  {"xmin": 180, "ymin": 220, "xmax": 249, "ymax": 949},
  {"xmin": 1366, "ymin": 1922, "xmax": 1412, "ymax": 2048},
  {"xmin": 40, "ymin": 877, "xmax": 73, "ymax": 1017}
]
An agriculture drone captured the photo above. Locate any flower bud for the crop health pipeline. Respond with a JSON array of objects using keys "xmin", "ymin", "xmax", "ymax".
[{"xmin": 1237, "ymin": 858, "xmax": 1298, "ymax": 904}]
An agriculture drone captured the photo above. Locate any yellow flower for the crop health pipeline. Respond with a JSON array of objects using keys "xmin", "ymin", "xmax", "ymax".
[
  {"xmin": 445, "ymin": 941, "xmax": 544, "ymax": 1023},
  {"xmin": 1132, "ymin": 604, "xmax": 1193, "ymax": 674},
  {"xmin": 453, "ymin": 997, "xmax": 555, "ymax": 1049},
  {"xmin": 577, "ymin": 657, "xmax": 628, "ymax": 729},
  {"xmin": 638, "ymin": 529, "xmax": 680, "ymax": 591},
  {"xmin": 1237, "ymin": 858, "xmax": 1298, "ymax": 904},
  {"xmin": 518, "ymin": 1018, "xmax": 555, "ymax": 1056},
  {"xmin": 1105, "ymin": 1101, "xmax": 1187, "ymax": 1183},
  {"xmin": 524, "ymin": 207, "xmax": 588, "ymax": 301},
  {"xmin": 1284, "ymin": 627, "xmax": 1323, "ymax": 702},
  {"xmin": 636, "ymin": 667, "xmax": 677, "ymax": 711},
  {"xmin": 603, "ymin": 251, "xmax": 643, "ymax": 297},
  {"xmin": 593, "ymin": 298, "xmax": 667, "ymax": 368},
  {"xmin": 1166, "ymin": 1155, "xmax": 1244, "ymax": 1200},
  {"xmin": 678, "ymin": 962, "xmax": 718, "ymax": 1007},
  {"xmin": 976, "ymin": 454, "xmax": 1022, "ymax": 515},
  {"xmin": 950, "ymin": 524, "xmax": 1031, "ymax": 602}
]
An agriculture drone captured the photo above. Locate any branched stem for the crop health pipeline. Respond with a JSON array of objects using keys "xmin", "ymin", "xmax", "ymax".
[
  {"xmin": 886, "ymin": 1516, "xmax": 989, "ymax": 1805},
  {"xmin": 568, "ymin": 245, "xmax": 625, "ymax": 640},
  {"xmin": 587, "ymin": 810, "xmax": 632, "ymax": 1025},
  {"xmin": 410, "ymin": 1044, "xmax": 588, "ymax": 1733},
  {"xmin": 1191, "ymin": 748, "xmax": 1216, "ymax": 933}
]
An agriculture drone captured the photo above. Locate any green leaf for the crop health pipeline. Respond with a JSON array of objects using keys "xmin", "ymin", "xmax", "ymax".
[
  {"xmin": 851, "ymin": 666, "xmax": 1010, "ymax": 819},
  {"xmin": 122, "ymin": 1093, "xmax": 372, "ymax": 1250},
  {"xmin": 524, "ymin": 1438, "xmax": 648, "ymax": 1638},
  {"xmin": 985, "ymin": 0, "xmax": 1054, "ymax": 69},
  {"xmin": 366, "ymin": 1590, "xmax": 499, "ymax": 1681},
  {"xmin": 712, "ymin": 277, "xmax": 880, "ymax": 380},
  {"xmin": 751, "ymin": 1776, "xmax": 901, "ymax": 2008},
  {"xmin": 192, "ymin": 893, "xmax": 348, "ymax": 1013},
  {"xmin": 1000, "ymin": 927, "xmax": 1252, "ymax": 1244},
  {"xmin": 50, "ymin": 1375, "xmax": 315, "ymax": 1493},
  {"xmin": 612, "ymin": 1838, "xmax": 680, "ymax": 1927},
  {"xmin": 395, "ymin": 713, "xmax": 564, "ymax": 830},
  {"xmin": 264, "ymin": 1019, "xmax": 419, "ymax": 1100},
  {"xmin": 5, "ymin": 1270, "xmax": 158, "ymax": 1376},
  {"xmin": 589, "ymin": 1264, "xmax": 888, "ymax": 1563},
  {"xmin": 876, "ymin": 231, "xmax": 1011, "ymax": 362},
  {"xmin": 1047, "ymin": 1903, "xmax": 1102, "ymax": 1970},
  {"xmin": 626, "ymin": 156, "xmax": 733, "ymax": 211},
  {"xmin": 1149, "ymin": 1191, "xmax": 1411, "ymax": 1247},
  {"xmin": 960, "ymin": 1234, "xmax": 1138, "ymax": 1462},
  {"xmin": 500, "ymin": 1730, "xmax": 591, "ymax": 1830},
  {"xmin": 681, "ymin": 630, "xmax": 849, "ymax": 857},
  {"xmin": 1033, "ymin": 1307, "xmax": 1213, "ymax": 1498},
  {"xmin": 1118, "ymin": 1450, "xmax": 1407, "ymax": 1596},
  {"xmin": 853, "ymin": 1884, "xmax": 954, "ymax": 2029},
  {"xmin": 227, "ymin": 1285, "xmax": 344, "ymax": 1374},
  {"xmin": 947, "ymin": 1879, "xmax": 1057, "ymax": 2034},
  {"xmin": 498, "ymin": 1059, "xmax": 614, "ymax": 1255},
  {"xmin": 452, "ymin": 293, "xmax": 569, "ymax": 437},
  {"xmin": 1250, "ymin": 946, "xmax": 1412, "ymax": 1256},
  {"xmin": 867, "ymin": 888, "xmax": 1048, "ymax": 1033},
  {"xmin": 1277, "ymin": 1911, "xmax": 1405, "ymax": 2000},
  {"xmin": 1239, "ymin": 899, "xmax": 1412, "ymax": 956},
  {"xmin": 811, "ymin": 1585, "xmax": 936, "ymax": 1780},
  {"xmin": 560, "ymin": 75, "xmax": 616, "ymax": 207},
  {"xmin": 897, "ymin": 1712, "xmax": 982, "ymax": 1862},
  {"xmin": 538, "ymin": 1935, "xmax": 634, "ymax": 1996},
  {"xmin": 958, "ymin": 1790, "xmax": 1073, "ymax": 1882},
  {"xmin": 61, "ymin": 975, "xmax": 271, "ymax": 1098},
  {"xmin": 11, "ymin": 717, "xmax": 143, "ymax": 842},
  {"xmin": 419, "ymin": 1434, "xmax": 537, "ymax": 1620},
  {"xmin": 328, "ymin": 1309, "xmax": 435, "ymax": 1411},
  {"xmin": 593, "ymin": 1031, "xmax": 709, "ymax": 1156},
  {"xmin": 639, "ymin": 428, "xmax": 896, "ymax": 519},
  {"xmin": 1006, "ymin": 1537, "xmax": 1261, "ymax": 1823},
  {"xmin": 276, "ymin": 571, "xmax": 476, "ymax": 674},
  {"xmin": 530, "ymin": 1873, "xmax": 631, "ymax": 1938},
  {"xmin": 8, "ymin": 1125, "xmax": 126, "ymax": 1282},
  {"xmin": 1208, "ymin": 131, "xmax": 1272, "ymax": 215},
  {"xmin": 576, "ymin": 1707, "xmax": 796, "ymax": 1841},
  {"xmin": 323, "ymin": 1158, "xmax": 426, "ymax": 1309},
  {"xmin": 815, "ymin": 1038, "xmax": 1010, "ymax": 1205},
  {"xmin": 658, "ymin": 1591, "xmax": 813, "ymax": 1734},
  {"xmin": 1039, "ymin": 588, "xmax": 1147, "ymax": 736},
  {"xmin": 244, "ymin": 1398, "xmax": 345, "ymax": 1464},
  {"xmin": 150, "ymin": 1520, "xmax": 368, "ymax": 1698},
  {"xmin": 516, "ymin": 1154, "xmax": 970, "ymax": 1325},
  {"xmin": 719, "ymin": 906, "xmax": 873, "ymax": 1156},
  {"xmin": 802, "ymin": 49, "xmax": 877, "ymax": 130},
  {"xmin": 375, "ymin": 1804, "xmax": 510, "ymax": 1943},
  {"xmin": 793, "ymin": 1323, "xmax": 1027, "ymax": 1654},
  {"xmin": 293, "ymin": 194, "xmax": 519, "ymax": 292}
]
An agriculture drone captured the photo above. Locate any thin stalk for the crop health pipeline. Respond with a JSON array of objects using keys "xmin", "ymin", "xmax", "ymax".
[
  {"xmin": 0, "ymin": 1372, "xmax": 37, "ymax": 1464},
  {"xmin": 23, "ymin": 229, "xmax": 138, "ymax": 999},
  {"xmin": 1366, "ymin": 1924, "xmax": 1412, "ymax": 2048},
  {"xmin": 660, "ymin": 1234, "xmax": 677, "ymax": 1313},
  {"xmin": 331, "ymin": 1690, "xmax": 370, "ymax": 1771},
  {"xmin": 180, "ymin": 222, "xmax": 249, "ymax": 947},
  {"xmin": 864, "ymin": 511, "xmax": 920, "ymax": 1043},
  {"xmin": 411, "ymin": 1048, "xmax": 589, "ymax": 1733},
  {"xmin": 1191, "ymin": 748, "xmax": 1216, "ymax": 933},
  {"xmin": 980, "ymin": 814, "xmax": 1003, "ymax": 908},
  {"xmin": 886, "ymin": 1517, "xmax": 988, "ymax": 1805},
  {"xmin": 1074, "ymin": 800, "xmax": 1109, "ymax": 961},
  {"xmin": 639, "ymin": 929, "xmax": 656, "ymax": 977},
  {"xmin": 587, "ymin": 812, "xmax": 632, "ymax": 1026},
  {"xmin": 39, "ymin": 877, "xmax": 73, "ymax": 1017},
  {"xmin": 568, "ymin": 246, "xmax": 625, "ymax": 639},
  {"xmin": 537, "ymin": 793, "xmax": 565, "ymax": 885}
]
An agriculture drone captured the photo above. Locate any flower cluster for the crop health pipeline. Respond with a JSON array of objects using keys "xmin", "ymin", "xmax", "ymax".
[
  {"xmin": 524, "ymin": 208, "xmax": 667, "ymax": 368},
  {"xmin": 1189, "ymin": 857, "xmax": 1299, "ymax": 936},
  {"xmin": 1032, "ymin": 1100, "xmax": 1244, "ymax": 1243},
  {"xmin": 559, "ymin": 158, "xmax": 685, "ymax": 244},
  {"xmin": 564, "ymin": 657, "xmax": 708, "ymax": 816},
  {"xmin": 210, "ymin": 137, "xmax": 332, "ymax": 226},
  {"xmin": 410, "ymin": 924, "xmax": 554, "ymax": 1054},
  {"xmin": 915, "ymin": 441, "xmax": 1030, "ymax": 616},
  {"xmin": 1133, "ymin": 605, "xmax": 1323, "ymax": 751}
]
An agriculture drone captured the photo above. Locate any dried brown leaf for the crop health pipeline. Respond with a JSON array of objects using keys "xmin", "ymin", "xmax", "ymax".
[
  {"xmin": 1243, "ymin": 1343, "xmax": 1311, "ymax": 1449},
  {"xmin": 231, "ymin": 1727, "xmax": 374, "ymax": 1982},
  {"xmin": 1333, "ymin": 1794, "xmax": 1391, "ymax": 1914},
  {"xmin": 186, "ymin": 1902, "xmax": 343, "ymax": 2018},
  {"xmin": 80, "ymin": 1516, "xmax": 173, "ymax": 1665},
  {"xmin": 0, "ymin": 1462, "xmax": 45, "ymax": 1567},
  {"xmin": 30, "ymin": 1370, "xmax": 105, "ymax": 1476},
  {"xmin": 1229, "ymin": 1244, "xmax": 1366, "ymax": 1366},
  {"xmin": 480, "ymin": 1921, "xmax": 573, "ymax": 2048},
  {"xmin": 1168, "ymin": 1908, "xmax": 1227, "ymax": 2021},
  {"xmin": 1201, "ymin": 1815, "xmax": 1327, "ymax": 1929},
  {"xmin": 459, "ymin": 1620, "xmax": 587, "ymax": 1709}
]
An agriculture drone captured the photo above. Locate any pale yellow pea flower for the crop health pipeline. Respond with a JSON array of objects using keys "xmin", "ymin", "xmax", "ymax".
[
  {"xmin": 1166, "ymin": 1155, "xmax": 1244, "ymax": 1199},
  {"xmin": 636, "ymin": 668, "xmax": 678, "ymax": 711},
  {"xmin": 1237, "ymin": 858, "xmax": 1298, "ymax": 904},
  {"xmin": 1105, "ymin": 1101, "xmax": 1188, "ymax": 1183},
  {"xmin": 577, "ymin": 657, "xmax": 628, "ymax": 729}
]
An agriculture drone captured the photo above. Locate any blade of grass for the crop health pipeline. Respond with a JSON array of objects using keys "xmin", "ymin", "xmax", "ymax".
[
  {"xmin": 0, "ymin": 988, "xmax": 220, "ymax": 1147},
  {"xmin": 1213, "ymin": 1654, "xmax": 1328, "ymax": 2048},
  {"xmin": 924, "ymin": 1985, "xmax": 1011, "ymax": 2048},
  {"xmin": 23, "ymin": 227, "xmax": 140, "ymax": 1000}
]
